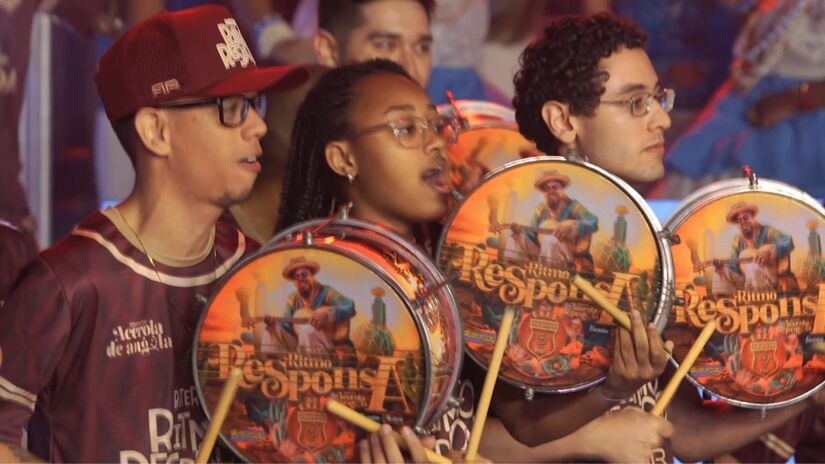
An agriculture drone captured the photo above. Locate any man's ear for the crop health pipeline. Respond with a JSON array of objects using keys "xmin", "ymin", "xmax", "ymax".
[
  {"xmin": 314, "ymin": 29, "xmax": 341, "ymax": 67},
  {"xmin": 541, "ymin": 100, "xmax": 578, "ymax": 146},
  {"xmin": 324, "ymin": 140, "xmax": 357, "ymax": 179},
  {"xmin": 134, "ymin": 108, "xmax": 172, "ymax": 157}
]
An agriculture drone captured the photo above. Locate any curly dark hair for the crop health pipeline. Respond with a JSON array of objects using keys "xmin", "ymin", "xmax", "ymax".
[
  {"xmin": 276, "ymin": 59, "xmax": 414, "ymax": 232},
  {"xmin": 513, "ymin": 13, "xmax": 647, "ymax": 155}
]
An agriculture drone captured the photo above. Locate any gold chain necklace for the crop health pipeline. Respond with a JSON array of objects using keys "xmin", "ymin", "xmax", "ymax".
[{"xmin": 113, "ymin": 207, "xmax": 218, "ymax": 335}]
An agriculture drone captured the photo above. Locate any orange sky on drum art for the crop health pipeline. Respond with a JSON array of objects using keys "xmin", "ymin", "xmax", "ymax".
[
  {"xmin": 198, "ymin": 248, "xmax": 422, "ymax": 353},
  {"xmin": 671, "ymin": 192, "xmax": 825, "ymax": 296},
  {"xmin": 448, "ymin": 128, "xmax": 527, "ymax": 170},
  {"xmin": 446, "ymin": 161, "xmax": 659, "ymax": 275}
]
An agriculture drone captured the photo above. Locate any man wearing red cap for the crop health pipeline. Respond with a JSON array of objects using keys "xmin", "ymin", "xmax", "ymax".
[{"xmin": 0, "ymin": 5, "xmax": 306, "ymax": 462}]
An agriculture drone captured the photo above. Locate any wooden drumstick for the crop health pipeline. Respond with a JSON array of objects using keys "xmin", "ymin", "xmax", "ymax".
[
  {"xmin": 651, "ymin": 319, "xmax": 717, "ymax": 417},
  {"xmin": 466, "ymin": 306, "xmax": 517, "ymax": 463},
  {"xmin": 196, "ymin": 368, "xmax": 242, "ymax": 464},
  {"xmin": 325, "ymin": 400, "xmax": 451, "ymax": 464},
  {"xmin": 572, "ymin": 275, "xmax": 632, "ymax": 330}
]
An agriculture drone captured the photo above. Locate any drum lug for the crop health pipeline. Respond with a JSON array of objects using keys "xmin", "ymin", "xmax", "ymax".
[
  {"xmin": 760, "ymin": 407, "xmax": 767, "ymax": 421},
  {"xmin": 524, "ymin": 387, "xmax": 535, "ymax": 401},
  {"xmin": 451, "ymin": 189, "xmax": 464, "ymax": 203},
  {"xmin": 338, "ymin": 201, "xmax": 353, "ymax": 219},
  {"xmin": 446, "ymin": 395, "xmax": 461, "ymax": 409},
  {"xmin": 562, "ymin": 147, "xmax": 588, "ymax": 163},
  {"xmin": 307, "ymin": 202, "xmax": 354, "ymax": 240},
  {"xmin": 658, "ymin": 228, "xmax": 680, "ymax": 245},
  {"xmin": 414, "ymin": 425, "xmax": 428, "ymax": 436},
  {"xmin": 742, "ymin": 165, "xmax": 759, "ymax": 187}
]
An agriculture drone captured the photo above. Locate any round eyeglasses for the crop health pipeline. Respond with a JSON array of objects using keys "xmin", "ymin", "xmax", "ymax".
[
  {"xmin": 600, "ymin": 87, "xmax": 676, "ymax": 117},
  {"xmin": 350, "ymin": 115, "xmax": 460, "ymax": 149},
  {"xmin": 156, "ymin": 94, "xmax": 267, "ymax": 128}
]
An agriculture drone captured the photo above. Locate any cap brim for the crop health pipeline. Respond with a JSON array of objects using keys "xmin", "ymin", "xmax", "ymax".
[{"xmin": 200, "ymin": 65, "xmax": 309, "ymax": 97}]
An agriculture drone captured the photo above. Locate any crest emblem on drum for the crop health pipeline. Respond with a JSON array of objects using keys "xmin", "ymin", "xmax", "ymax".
[
  {"xmin": 741, "ymin": 329, "xmax": 784, "ymax": 379},
  {"xmin": 289, "ymin": 402, "xmax": 332, "ymax": 452},
  {"xmin": 521, "ymin": 307, "xmax": 565, "ymax": 361}
]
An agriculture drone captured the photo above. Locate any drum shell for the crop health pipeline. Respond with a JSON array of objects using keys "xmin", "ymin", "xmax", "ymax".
[
  {"xmin": 438, "ymin": 100, "xmax": 537, "ymax": 194},
  {"xmin": 193, "ymin": 221, "xmax": 461, "ymax": 462},
  {"xmin": 274, "ymin": 218, "xmax": 465, "ymax": 427},
  {"xmin": 436, "ymin": 156, "xmax": 673, "ymax": 394},
  {"xmin": 664, "ymin": 178, "xmax": 825, "ymax": 409}
]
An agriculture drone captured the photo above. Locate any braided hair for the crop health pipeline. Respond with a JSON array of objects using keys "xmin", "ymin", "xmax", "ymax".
[
  {"xmin": 276, "ymin": 59, "xmax": 414, "ymax": 231},
  {"xmin": 513, "ymin": 13, "xmax": 647, "ymax": 156}
]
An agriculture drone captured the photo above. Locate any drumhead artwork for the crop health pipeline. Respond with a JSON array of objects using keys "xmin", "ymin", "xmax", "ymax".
[
  {"xmin": 274, "ymin": 218, "xmax": 464, "ymax": 428},
  {"xmin": 194, "ymin": 247, "xmax": 430, "ymax": 462},
  {"xmin": 438, "ymin": 100, "xmax": 538, "ymax": 194},
  {"xmin": 437, "ymin": 157, "xmax": 671, "ymax": 393},
  {"xmin": 665, "ymin": 179, "xmax": 825, "ymax": 408}
]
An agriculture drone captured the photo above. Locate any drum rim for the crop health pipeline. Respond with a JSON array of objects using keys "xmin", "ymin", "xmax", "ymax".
[
  {"xmin": 275, "ymin": 217, "xmax": 466, "ymax": 427},
  {"xmin": 437, "ymin": 99, "xmax": 519, "ymax": 130},
  {"xmin": 436, "ymin": 155, "xmax": 675, "ymax": 394},
  {"xmin": 664, "ymin": 176, "xmax": 825, "ymax": 409},
  {"xmin": 192, "ymin": 243, "xmax": 436, "ymax": 462}
]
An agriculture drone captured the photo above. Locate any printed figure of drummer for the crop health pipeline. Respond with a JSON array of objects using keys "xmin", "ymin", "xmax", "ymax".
[
  {"xmin": 713, "ymin": 202, "xmax": 797, "ymax": 293},
  {"xmin": 507, "ymin": 170, "xmax": 598, "ymax": 271},
  {"xmin": 259, "ymin": 256, "xmax": 356, "ymax": 354}
]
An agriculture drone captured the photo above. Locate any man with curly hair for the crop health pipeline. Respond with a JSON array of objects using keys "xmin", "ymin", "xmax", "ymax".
[
  {"xmin": 513, "ymin": 12, "xmax": 673, "ymax": 185},
  {"xmin": 497, "ymin": 12, "xmax": 825, "ymax": 463}
]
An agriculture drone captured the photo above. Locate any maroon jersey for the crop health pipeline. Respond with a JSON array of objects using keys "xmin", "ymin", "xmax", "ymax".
[
  {"xmin": 0, "ymin": 209, "xmax": 256, "ymax": 462},
  {"xmin": 433, "ymin": 355, "xmax": 484, "ymax": 456},
  {"xmin": 731, "ymin": 406, "xmax": 825, "ymax": 463},
  {"xmin": 0, "ymin": 219, "xmax": 36, "ymax": 303}
]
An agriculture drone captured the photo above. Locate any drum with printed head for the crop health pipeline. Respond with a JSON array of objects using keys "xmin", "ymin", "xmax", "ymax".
[
  {"xmin": 435, "ymin": 156, "xmax": 673, "ymax": 396},
  {"xmin": 664, "ymin": 174, "xmax": 825, "ymax": 409},
  {"xmin": 437, "ymin": 100, "xmax": 539, "ymax": 194},
  {"xmin": 193, "ymin": 215, "xmax": 462, "ymax": 462}
]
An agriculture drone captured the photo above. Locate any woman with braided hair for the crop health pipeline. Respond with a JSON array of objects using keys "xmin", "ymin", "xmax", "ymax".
[
  {"xmin": 277, "ymin": 59, "xmax": 455, "ymax": 247},
  {"xmin": 277, "ymin": 58, "xmax": 683, "ymax": 463}
]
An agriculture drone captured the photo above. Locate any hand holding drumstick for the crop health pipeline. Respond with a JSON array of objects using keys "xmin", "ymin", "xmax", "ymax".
[
  {"xmin": 571, "ymin": 276, "xmax": 672, "ymax": 400},
  {"xmin": 571, "ymin": 276, "xmax": 717, "ymax": 414},
  {"xmin": 326, "ymin": 400, "xmax": 450, "ymax": 464}
]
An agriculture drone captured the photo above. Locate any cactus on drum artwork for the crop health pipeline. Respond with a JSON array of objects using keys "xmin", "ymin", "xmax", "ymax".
[
  {"xmin": 595, "ymin": 206, "xmax": 633, "ymax": 273},
  {"xmin": 802, "ymin": 220, "xmax": 825, "ymax": 286},
  {"xmin": 354, "ymin": 287, "xmax": 395, "ymax": 357}
]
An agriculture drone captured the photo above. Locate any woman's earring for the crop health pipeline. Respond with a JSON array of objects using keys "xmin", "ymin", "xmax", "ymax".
[{"xmin": 347, "ymin": 173, "xmax": 355, "ymax": 183}]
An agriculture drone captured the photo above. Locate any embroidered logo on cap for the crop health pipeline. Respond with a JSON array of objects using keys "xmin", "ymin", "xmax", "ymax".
[
  {"xmin": 151, "ymin": 79, "xmax": 181, "ymax": 97},
  {"xmin": 216, "ymin": 18, "xmax": 255, "ymax": 70}
]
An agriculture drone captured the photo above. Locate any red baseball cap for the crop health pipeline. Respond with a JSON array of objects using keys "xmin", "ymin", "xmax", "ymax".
[{"xmin": 95, "ymin": 5, "xmax": 308, "ymax": 121}]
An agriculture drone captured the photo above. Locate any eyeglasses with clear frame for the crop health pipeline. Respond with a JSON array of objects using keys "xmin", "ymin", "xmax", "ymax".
[
  {"xmin": 349, "ymin": 115, "xmax": 460, "ymax": 149},
  {"xmin": 600, "ymin": 87, "xmax": 676, "ymax": 117},
  {"xmin": 156, "ymin": 94, "xmax": 267, "ymax": 128}
]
